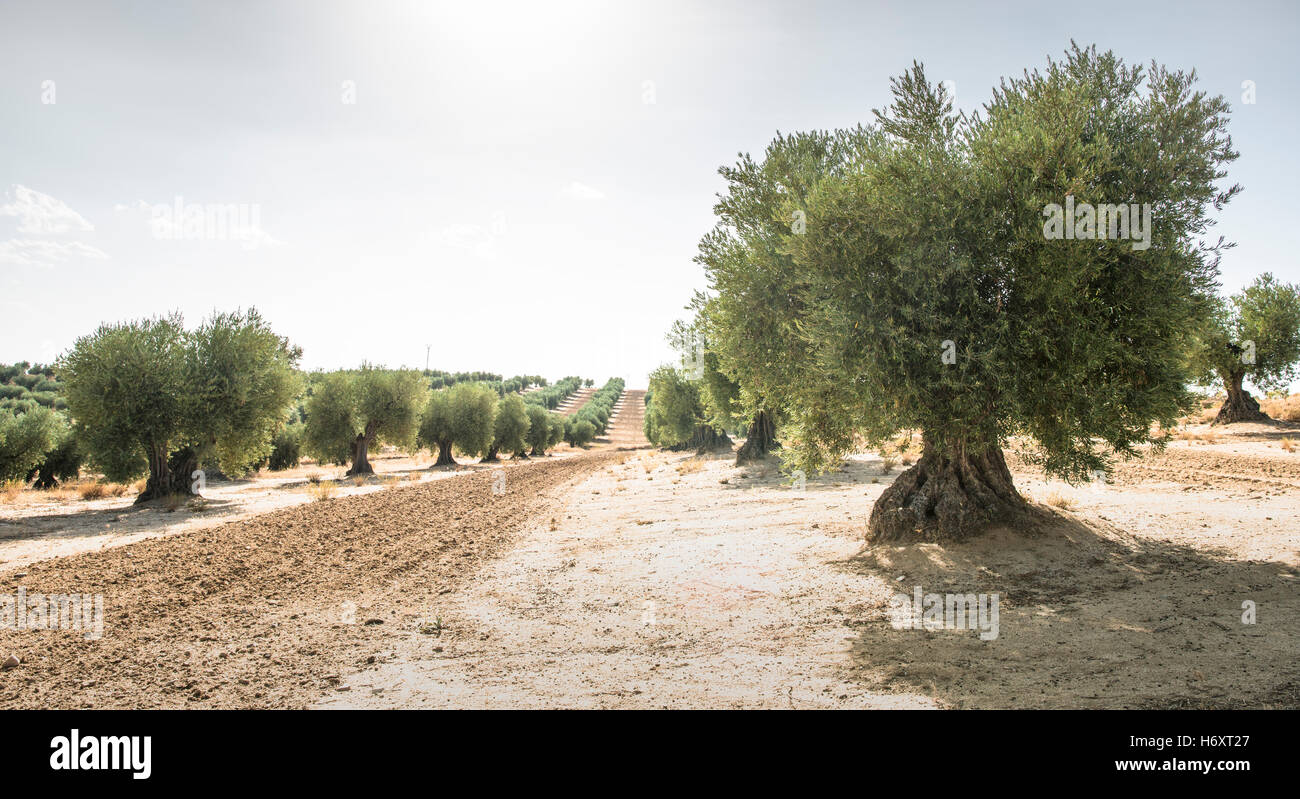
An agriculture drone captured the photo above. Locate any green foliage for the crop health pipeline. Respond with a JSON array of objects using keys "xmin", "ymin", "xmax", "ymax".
[
  {"xmin": 0, "ymin": 405, "xmax": 61, "ymax": 482},
  {"xmin": 522, "ymin": 376, "xmax": 583, "ymax": 410},
  {"xmin": 186, "ymin": 309, "xmax": 305, "ymax": 474},
  {"xmin": 644, "ymin": 366, "xmax": 703, "ymax": 448},
  {"xmin": 303, "ymin": 366, "xmax": 427, "ymax": 468},
  {"xmin": 492, "ymin": 393, "xmax": 531, "ymax": 456},
  {"xmin": 700, "ymin": 45, "xmax": 1240, "ymax": 483},
  {"xmin": 418, "ymin": 382, "xmax": 497, "ymax": 461},
  {"xmin": 28, "ymin": 413, "xmax": 82, "ymax": 488},
  {"xmin": 569, "ymin": 377, "xmax": 625, "ymax": 435},
  {"xmin": 546, "ymin": 411, "xmax": 566, "ymax": 449},
  {"xmin": 565, "ymin": 418, "xmax": 596, "ymax": 448},
  {"xmin": 267, "ymin": 421, "xmax": 304, "ymax": 471},
  {"xmin": 524, "ymin": 404, "xmax": 552, "ymax": 455}
]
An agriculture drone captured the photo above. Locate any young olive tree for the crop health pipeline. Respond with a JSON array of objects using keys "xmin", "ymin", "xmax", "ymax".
[{"xmin": 0, "ymin": 405, "xmax": 61, "ymax": 483}]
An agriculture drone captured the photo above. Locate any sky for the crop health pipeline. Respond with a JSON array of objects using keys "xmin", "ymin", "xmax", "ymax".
[{"xmin": 2, "ymin": 0, "xmax": 1297, "ymax": 390}]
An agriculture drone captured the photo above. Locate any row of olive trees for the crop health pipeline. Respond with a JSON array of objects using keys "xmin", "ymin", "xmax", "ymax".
[
  {"xmin": 8, "ymin": 308, "xmax": 604, "ymax": 502},
  {"xmin": 300, "ymin": 369, "xmax": 601, "ymax": 475},
  {"xmin": 664, "ymin": 44, "xmax": 1300, "ymax": 542}
]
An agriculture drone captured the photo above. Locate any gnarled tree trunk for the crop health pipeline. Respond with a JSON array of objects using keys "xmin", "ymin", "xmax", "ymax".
[
  {"xmin": 868, "ymin": 438, "xmax": 1027, "ymax": 542},
  {"xmin": 735, "ymin": 409, "xmax": 777, "ymax": 464},
  {"xmin": 347, "ymin": 429, "xmax": 377, "ymax": 476},
  {"xmin": 433, "ymin": 438, "xmax": 456, "ymax": 467},
  {"xmin": 513, "ymin": 450, "xmax": 529, "ymax": 460},
  {"xmin": 1213, "ymin": 371, "xmax": 1269, "ymax": 424},
  {"xmin": 135, "ymin": 442, "xmax": 175, "ymax": 504},
  {"xmin": 481, "ymin": 445, "xmax": 500, "ymax": 463}
]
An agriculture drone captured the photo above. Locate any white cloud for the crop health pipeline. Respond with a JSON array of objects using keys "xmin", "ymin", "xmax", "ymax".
[
  {"xmin": 0, "ymin": 185, "xmax": 95, "ymax": 234},
  {"xmin": 427, "ymin": 223, "xmax": 500, "ymax": 260},
  {"xmin": 560, "ymin": 181, "xmax": 606, "ymax": 201},
  {"xmin": 0, "ymin": 239, "xmax": 110, "ymax": 267}
]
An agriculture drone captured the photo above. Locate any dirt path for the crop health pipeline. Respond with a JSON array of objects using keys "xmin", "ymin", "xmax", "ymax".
[
  {"xmin": 602, "ymin": 389, "xmax": 648, "ymax": 448},
  {"xmin": 0, "ymin": 452, "xmax": 616, "ymax": 709},
  {"xmin": 320, "ymin": 450, "xmax": 937, "ymax": 708}
]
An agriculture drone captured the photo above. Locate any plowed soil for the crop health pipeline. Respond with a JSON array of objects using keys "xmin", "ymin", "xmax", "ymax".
[{"xmin": 0, "ymin": 452, "xmax": 617, "ymax": 708}]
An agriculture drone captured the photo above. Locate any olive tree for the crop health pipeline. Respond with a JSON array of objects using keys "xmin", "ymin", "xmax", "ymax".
[
  {"xmin": 1192, "ymin": 273, "xmax": 1300, "ymax": 423},
  {"xmin": 303, "ymin": 366, "xmax": 427, "ymax": 476},
  {"xmin": 418, "ymin": 382, "xmax": 496, "ymax": 466},
  {"xmin": 61, "ymin": 310, "xmax": 302, "ymax": 502},
  {"xmin": 0, "ymin": 406, "xmax": 61, "ymax": 483},
  {"xmin": 524, "ymin": 404, "xmax": 552, "ymax": 456},
  {"xmin": 705, "ymin": 46, "xmax": 1240, "ymax": 541},
  {"xmin": 483, "ymin": 393, "xmax": 529, "ymax": 461}
]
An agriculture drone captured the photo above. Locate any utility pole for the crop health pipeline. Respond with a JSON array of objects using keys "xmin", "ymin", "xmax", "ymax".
[{"xmin": 425, "ymin": 344, "xmax": 431, "ymax": 372}]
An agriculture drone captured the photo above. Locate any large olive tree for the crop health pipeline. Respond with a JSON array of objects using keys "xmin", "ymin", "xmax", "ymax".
[
  {"xmin": 60, "ymin": 310, "xmax": 302, "ymax": 502},
  {"xmin": 703, "ymin": 45, "xmax": 1240, "ymax": 541}
]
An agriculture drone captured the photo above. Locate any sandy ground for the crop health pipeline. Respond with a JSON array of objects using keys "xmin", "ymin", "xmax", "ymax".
[
  {"xmin": 324, "ymin": 422, "xmax": 1299, "ymax": 710},
  {"xmin": 1, "ymin": 408, "xmax": 1296, "ymax": 709}
]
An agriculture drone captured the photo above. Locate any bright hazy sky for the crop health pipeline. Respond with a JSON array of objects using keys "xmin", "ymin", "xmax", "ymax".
[{"xmin": 2, "ymin": 0, "xmax": 1297, "ymax": 389}]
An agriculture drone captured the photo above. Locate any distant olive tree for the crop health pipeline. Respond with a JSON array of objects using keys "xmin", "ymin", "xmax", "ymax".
[
  {"xmin": 1192, "ymin": 273, "xmax": 1300, "ymax": 423},
  {"xmin": 418, "ymin": 382, "xmax": 496, "ymax": 466},
  {"xmin": 484, "ymin": 393, "xmax": 529, "ymax": 461},
  {"xmin": 0, "ymin": 405, "xmax": 61, "ymax": 483},
  {"xmin": 524, "ymin": 404, "xmax": 552, "ymax": 456},
  {"xmin": 303, "ymin": 366, "xmax": 427, "ymax": 476}
]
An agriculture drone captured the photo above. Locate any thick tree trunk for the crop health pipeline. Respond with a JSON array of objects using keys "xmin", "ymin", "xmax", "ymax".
[
  {"xmin": 1213, "ymin": 372, "xmax": 1269, "ymax": 424},
  {"xmin": 481, "ymin": 445, "xmax": 500, "ymax": 463},
  {"xmin": 529, "ymin": 445, "xmax": 545, "ymax": 457},
  {"xmin": 347, "ymin": 431, "xmax": 376, "ymax": 476},
  {"xmin": 735, "ymin": 409, "xmax": 778, "ymax": 464},
  {"xmin": 135, "ymin": 442, "xmax": 176, "ymax": 504},
  {"xmin": 867, "ymin": 439, "xmax": 1027, "ymax": 543},
  {"xmin": 513, "ymin": 450, "xmax": 529, "ymax": 460},
  {"xmin": 168, "ymin": 447, "xmax": 200, "ymax": 495},
  {"xmin": 433, "ymin": 439, "xmax": 456, "ymax": 467}
]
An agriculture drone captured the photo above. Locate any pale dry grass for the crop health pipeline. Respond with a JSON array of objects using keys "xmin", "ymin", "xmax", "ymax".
[
  {"xmin": 676, "ymin": 459, "xmax": 705, "ymax": 475},
  {"xmin": 1261, "ymin": 393, "xmax": 1300, "ymax": 423},
  {"xmin": 1040, "ymin": 490, "xmax": 1076, "ymax": 510},
  {"xmin": 2, "ymin": 480, "xmax": 25, "ymax": 503},
  {"xmin": 306, "ymin": 481, "xmax": 337, "ymax": 501},
  {"xmin": 77, "ymin": 481, "xmax": 126, "ymax": 500}
]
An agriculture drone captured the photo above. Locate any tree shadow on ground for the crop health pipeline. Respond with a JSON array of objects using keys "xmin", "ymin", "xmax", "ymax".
[
  {"xmin": 0, "ymin": 497, "xmax": 239, "ymax": 543},
  {"xmin": 835, "ymin": 512, "xmax": 1300, "ymax": 708},
  {"xmin": 716, "ymin": 453, "xmax": 902, "ymax": 495}
]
